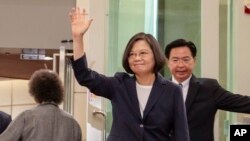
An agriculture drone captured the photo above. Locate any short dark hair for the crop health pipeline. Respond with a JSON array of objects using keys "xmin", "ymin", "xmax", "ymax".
[
  {"xmin": 164, "ymin": 39, "xmax": 197, "ymax": 59},
  {"xmin": 29, "ymin": 69, "xmax": 64, "ymax": 104},
  {"xmin": 122, "ymin": 32, "xmax": 166, "ymax": 74}
]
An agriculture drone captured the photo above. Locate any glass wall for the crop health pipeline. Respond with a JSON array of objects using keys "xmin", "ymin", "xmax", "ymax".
[
  {"xmin": 219, "ymin": 0, "xmax": 231, "ymax": 140},
  {"xmin": 157, "ymin": 0, "xmax": 201, "ymax": 76},
  {"xmin": 107, "ymin": 0, "xmax": 202, "ymax": 80}
]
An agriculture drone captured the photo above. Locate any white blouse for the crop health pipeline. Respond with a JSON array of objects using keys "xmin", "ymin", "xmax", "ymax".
[{"xmin": 136, "ymin": 82, "xmax": 152, "ymax": 117}]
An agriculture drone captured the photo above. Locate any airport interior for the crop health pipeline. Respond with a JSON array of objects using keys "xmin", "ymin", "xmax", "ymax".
[{"xmin": 0, "ymin": 0, "xmax": 250, "ymax": 141}]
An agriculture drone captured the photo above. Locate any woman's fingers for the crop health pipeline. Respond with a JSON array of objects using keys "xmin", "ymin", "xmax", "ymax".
[{"xmin": 69, "ymin": 7, "xmax": 90, "ymax": 21}]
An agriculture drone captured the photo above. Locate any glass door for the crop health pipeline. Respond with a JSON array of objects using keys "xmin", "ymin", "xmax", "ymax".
[{"xmin": 157, "ymin": 0, "xmax": 201, "ymax": 76}]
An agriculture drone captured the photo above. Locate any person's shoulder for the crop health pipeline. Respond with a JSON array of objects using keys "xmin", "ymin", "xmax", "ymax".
[
  {"xmin": 197, "ymin": 77, "xmax": 218, "ymax": 83},
  {"xmin": 195, "ymin": 77, "xmax": 220, "ymax": 86},
  {"xmin": 0, "ymin": 111, "xmax": 10, "ymax": 116},
  {"xmin": 114, "ymin": 72, "xmax": 130, "ymax": 77},
  {"xmin": 59, "ymin": 109, "xmax": 81, "ymax": 125},
  {"xmin": 55, "ymin": 108, "xmax": 76, "ymax": 119},
  {"xmin": 0, "ymin": 111, "xmax": 11, "ymax": 120},
  {"xmin": 157, "ymin": 73, "xmax": 178, "ymax": 86},
  {"xmin": 114, "ymin": 72, "xmax": 133, "ymax": 80}
]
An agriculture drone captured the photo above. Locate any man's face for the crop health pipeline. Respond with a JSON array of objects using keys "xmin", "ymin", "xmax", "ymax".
[{"xmin": 167, "ymin": 46, "xmax": 195, "ymax": 83}]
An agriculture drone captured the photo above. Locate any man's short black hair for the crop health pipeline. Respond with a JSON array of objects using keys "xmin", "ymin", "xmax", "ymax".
[{"xmin": 164, "ymin": 39, "xmax": 197, "ymax": 59}]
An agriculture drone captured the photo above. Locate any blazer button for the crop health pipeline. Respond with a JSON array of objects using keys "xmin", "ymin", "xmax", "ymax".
[{"xmin": 140, "ymin": 124, "xmax": 144, "ymax": 128}]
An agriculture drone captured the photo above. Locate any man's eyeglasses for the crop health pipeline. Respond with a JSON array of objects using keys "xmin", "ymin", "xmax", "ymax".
[{"xmin": 169, "ymin": 57, "xmax": 193, "ymax": 64}]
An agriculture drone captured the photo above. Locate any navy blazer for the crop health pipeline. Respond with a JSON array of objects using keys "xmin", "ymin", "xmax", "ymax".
[
  {"xmin": 72, "ymin": 55, "xmax": 190, "ymax": 141},
  {"xmin": 182, "ymin": 75, "xmax": 250, "ymax": 141},
  {"xmin": 0, "ymin": 111, "xmax": 11, "ymax": 134}
]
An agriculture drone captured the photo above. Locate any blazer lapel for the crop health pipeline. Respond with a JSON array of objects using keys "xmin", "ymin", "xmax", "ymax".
[
  {"xmin": 143, "ymin": 74, "xmax": 165, "ymax": 118},
  {"xmin": 185, "ymin": 75, "xmax": 200, "ymax": 114}
]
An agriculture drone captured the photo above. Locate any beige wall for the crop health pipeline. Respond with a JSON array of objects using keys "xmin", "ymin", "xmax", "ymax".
[
  {"xmin": 233, "ymin": 0, "xmax": 250, "ymax": 96},
  {"xmin": 233, "ymin": 0, "xmax": 250, "ymax": 123},
  {"xmin": 201, "ymin": 1, "xmax": 220, "ymax": 141},
  {"xmin": 0, "ymin": 0, "xmax": 75, "ymax": 49},
  {"xmin": 0, "ymin": 78, "xmax": 36, "ymax": 118}
]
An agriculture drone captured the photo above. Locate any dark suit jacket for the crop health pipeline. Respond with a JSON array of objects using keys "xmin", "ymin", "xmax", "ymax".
[
  {"xmin": 0, "ymin": 111, "xmax": 11, "ymax": 134},
  {"xmin": 72, "ymin": 55, "xmax": 190, "ymax": 141},
  {"xmin": 184, "ymin": 75, "xmax": 250, "ymax": 141}
]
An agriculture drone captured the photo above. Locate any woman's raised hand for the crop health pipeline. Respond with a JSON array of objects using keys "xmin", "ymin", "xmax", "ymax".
[{"xmin": 69, "ymin": 7, "xmax": 93, "ymax": 38}]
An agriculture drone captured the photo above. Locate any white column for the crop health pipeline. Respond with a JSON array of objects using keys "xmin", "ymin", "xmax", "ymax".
[
  {"xmin": 201, "ymin": 1, "xmax": 219, "ymax": 141},
  {"xmin": 201, "ymin": 0, "xmax": 219, "ymax": 79}
]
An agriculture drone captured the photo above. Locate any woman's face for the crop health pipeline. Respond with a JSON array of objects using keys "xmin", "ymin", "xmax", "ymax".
[{"xmin": 128, "ymin": 40, "xmax": 155, "ymax": 75}]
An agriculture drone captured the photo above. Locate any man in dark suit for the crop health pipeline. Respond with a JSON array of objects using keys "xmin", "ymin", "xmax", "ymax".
[
  {"xmin": 164, "ymin": 39, "xmax": 250, "ymax": 141},
  {"xmin": 0, "ymin": 111, "xmax": 11, "ymax": 134}
]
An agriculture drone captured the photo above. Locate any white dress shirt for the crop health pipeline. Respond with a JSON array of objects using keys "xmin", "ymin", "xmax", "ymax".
[{"xmin": 172, "ymin": 75, "xmax": 192, "ymax": 102}]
